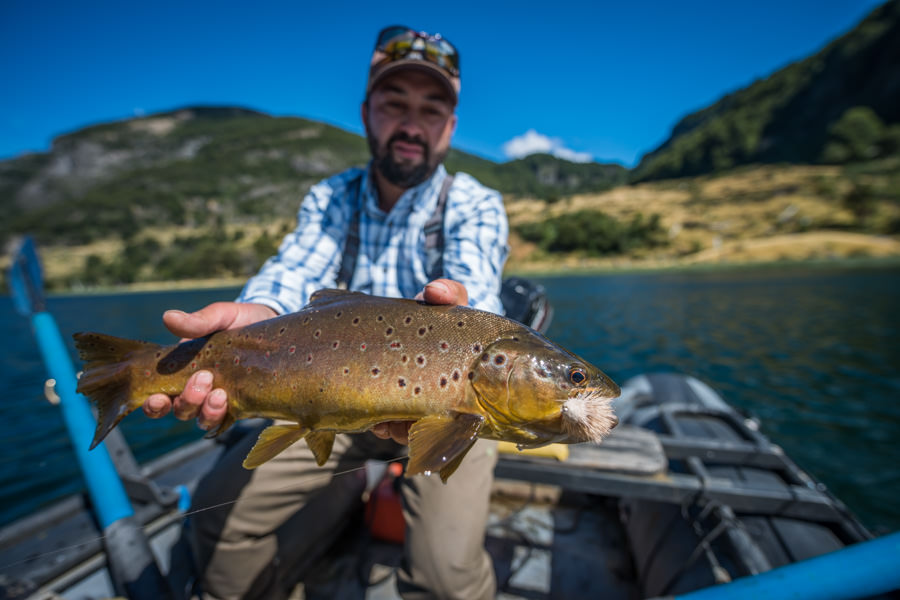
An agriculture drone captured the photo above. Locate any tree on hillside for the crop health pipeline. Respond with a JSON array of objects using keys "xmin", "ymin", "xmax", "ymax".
[{"xmin": 822, "ymin": 106, "xmax": 885, "ymax": 163}]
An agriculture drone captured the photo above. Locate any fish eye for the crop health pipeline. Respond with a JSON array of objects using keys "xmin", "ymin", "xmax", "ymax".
[{"xmin": 568, "ymin": 368, "xmax": 587, "ymax": 385}]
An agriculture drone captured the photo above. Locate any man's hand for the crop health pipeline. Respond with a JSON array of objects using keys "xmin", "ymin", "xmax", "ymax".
[
  {"xmin": 371, "ymin": 278, "xmax": 469, "ymax": 444},
  {"xmin": 143, "ymin": 302, "xmax": 277, "ymax": 429}
]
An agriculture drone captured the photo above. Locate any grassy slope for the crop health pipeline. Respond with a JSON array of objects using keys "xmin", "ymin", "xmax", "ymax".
[{"xmin": 5, "ymin": 159, "xmax": 896, "ymax": 291}]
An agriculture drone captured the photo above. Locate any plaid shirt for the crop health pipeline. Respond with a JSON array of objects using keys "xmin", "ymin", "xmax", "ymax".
[{"xmin": 238, "ymin": 163, "xmax": 509, "ymax": 315}]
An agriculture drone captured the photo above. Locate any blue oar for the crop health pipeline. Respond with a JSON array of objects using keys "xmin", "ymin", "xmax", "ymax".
[
  {"xmin": 671, "ymin": 529, "xmax": 900, "ymax": 600},
  {"xmin": 9, "ymin": 237, "xmax": 171, "ymax": 599}
]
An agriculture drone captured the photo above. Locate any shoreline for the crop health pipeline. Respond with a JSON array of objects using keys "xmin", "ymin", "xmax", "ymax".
[{"xmin": 41, "ymin": 255, "xmax": 900, "ymax": 297}]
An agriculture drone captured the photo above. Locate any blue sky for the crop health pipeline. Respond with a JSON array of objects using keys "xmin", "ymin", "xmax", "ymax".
[{"xmin": 0, "ymin": 0, "xmax": 886, "ymax": 167}]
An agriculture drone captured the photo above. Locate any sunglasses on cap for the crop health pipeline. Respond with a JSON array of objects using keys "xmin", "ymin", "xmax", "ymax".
[{"xmin": 374, "ymin": 25, "xmax": 460, "ymax": 77}]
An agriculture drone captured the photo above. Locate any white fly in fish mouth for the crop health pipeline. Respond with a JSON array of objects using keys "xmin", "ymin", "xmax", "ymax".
[{"xmin": 561, "ymin": 389, "xmax": 618, "ymax": 443}]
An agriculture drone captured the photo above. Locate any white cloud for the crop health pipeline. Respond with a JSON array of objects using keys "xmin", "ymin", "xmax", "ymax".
[{"xmin": 502, "ymin": 129, "xmax": 593, "ymax": 163}]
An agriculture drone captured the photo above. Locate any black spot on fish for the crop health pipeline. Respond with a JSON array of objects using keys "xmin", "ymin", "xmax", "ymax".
[
  {"xmin": 414, "ymin": 386, "xmax": 422, "ymax": 395},
  {"xmin": 306, "ymin": 354, "xmax": 313, "ymax": 364},
  {"xmin": 452, "ymin": 370, "xmax": 461, "ymax": 382},
  {"xmin": 404, "ymin": 316, "xmax": 413, "ymax": 325},
  {"xmin": 402, "ymin": 355, "xmax": 409, "ymax": 363},
  {"xmin": 155, "ymin": 351, "xmax": 162, "ymax": 359},
  {"xmin": 440, "ymin": 376, "xmax": 448, "ymax": 388},
  {"xmin": 303, "ymin": 317, "xmax": 312, "ymax": 325},
  {"xmin": 398, "ymin": 378, "xmax": 406, "ymax": 388},
  {"xmin": 418, "ymin": 327, "xmax": 427, "ymax": 336},
  {"xmin": 371, "ymin": 367, "xmax": 381, "ymax": 377},
  {"xmin": 385, "ymin": 327, "xmax": 394, "ymax": 336},
  {"xmin": 457, "ymin": 321, "xmax": 465, "ymax": 328},
  {"xmin": 472, "ymin": 343, "xmax": 481, "ymax": 354},
  {"xmin": 481, "ymin": 353, "xmax": 490, "ymax": 363},
  {"xmin": 279, "ymin": 327, "xmax": 286, "ymax": 335},
  {"xmin": 343, "ymin": 367, "xmax": 350, "ymax": 375},
  {"xmin": 416, "ymin": 355, "xmax": 426, "ymax": 366},
  {"xmin": 377, "ymin": 315, "xmax": 384, "ymax": 322},
  {"xmin": 314, "ymin": 330, "xmax": 321, "ymax": 339},
  {"xmin": 333, "ymin": 341, "xmax": 340, "ymax": 350},
  {"xmin": 335, "ymin": 311, "xmax": 342, "ymax": 318},
  {"xmin": 512, "ymin": 336, "xmax": 520, "ymax": 342},
  {"xmin": 468, "ymin": 371, "xmax": 474, "ymax": 381},
  {"xmin": 352, "ymin": 317, "xmax": 360, "ymax": 326},
  {"xmin": 494, "ymin": 354, "xmax": 506, "ymax": 365}
]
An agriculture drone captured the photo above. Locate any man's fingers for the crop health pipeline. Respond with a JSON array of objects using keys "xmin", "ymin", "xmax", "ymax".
[
  {"xmin": 172, "ymin": 371, "xmax": 213, "ymax": 421},
  {"xmin": 163, "ymin": 302, "xmax": 240, "ymax": 339},
  {"xmin": 163, "ymin": 302, "xmax": 277, "ymax": 340},
  {"xmin": 371, "ymin": 421, "xmax": 412, "ymax": 444},
  {"xmin": 197, "ymin": 389, "xmax": 228, "ymax": 430},
  {"xmin": 144, "ymin": 394, "xmax": 172, "ymax": 418},
  {"xmin": 421, "ymin": 279, "xmax": 468, "ymax": 307},
  {"xmin": 388, "ymin": 421, "xmax": 412, "ymax": 445}
]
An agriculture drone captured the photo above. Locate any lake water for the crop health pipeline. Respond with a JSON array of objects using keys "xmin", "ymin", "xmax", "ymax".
[{"xmin": 1, "ymin": 266, "xmax": 898, "ymax": 533}]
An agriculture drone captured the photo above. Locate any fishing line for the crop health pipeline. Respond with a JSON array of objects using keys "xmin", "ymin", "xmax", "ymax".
[{"xmin": 0, "ymin": 454, "xmax": 410, "ymax": 573}]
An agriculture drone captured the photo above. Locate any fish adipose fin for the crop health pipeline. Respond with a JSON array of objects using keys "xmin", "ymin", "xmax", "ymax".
[
  {"xmin": 243, "ymin": 423, "xmax": 310, "ymax": 469},
  {"xmin": 407, "ymin": 413, "xmax": 484, "ymax": 483},
  {"xmin": 305, "ymin": 431, "xmax": 336, "ymax": 466},
  {"xmin": 73, "ymin": 332, "xmax": 157, "ymax": 449}
]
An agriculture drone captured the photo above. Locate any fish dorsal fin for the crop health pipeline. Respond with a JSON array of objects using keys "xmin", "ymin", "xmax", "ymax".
[
  {"xmin": 305, "ymin": 431, "xmax": 336, "ymax": 466},
  {"xmin": 407, "ymin": 413, "xmax": 484, "ymax": 483},
  {"xmin": 308, "ymin": 289, "xmax": 363, "ymax": 305},
  {"xmin": 243, "ymin": 423, "xmax": 310, "ymax": 469}
]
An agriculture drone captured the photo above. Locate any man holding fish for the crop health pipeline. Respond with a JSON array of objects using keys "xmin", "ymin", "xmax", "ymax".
[{"xmin": 146, "ymin": 25, "xmax": 509, "ymax": 600}]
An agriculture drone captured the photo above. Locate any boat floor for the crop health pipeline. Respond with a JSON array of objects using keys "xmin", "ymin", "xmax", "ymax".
[{"xmin": 295, "ymin": 480, "xmax": 639, "ymax": 600}]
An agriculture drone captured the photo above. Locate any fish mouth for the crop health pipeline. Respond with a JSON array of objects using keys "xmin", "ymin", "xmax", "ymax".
[{"xmin": 560, "ymin": 387, "xmax": 619, "ymax": 443}]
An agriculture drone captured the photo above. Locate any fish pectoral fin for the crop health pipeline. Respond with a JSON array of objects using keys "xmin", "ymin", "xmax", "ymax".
[
  {"xmin": 243, "ymin": 423, "xmax": 310, "ymax": 469},
  {"xmin": 305, "ymin": 431, "xmax": 336, "ymax": 466},
  {"xmin": 407, "ymin": 413, "xmax": 484, "ymax": 482}
]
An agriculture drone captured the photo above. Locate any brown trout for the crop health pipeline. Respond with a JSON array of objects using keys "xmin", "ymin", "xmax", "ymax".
[{"xmin": 74, "ymin": 289, "xmax": 619, "ymax": 481}]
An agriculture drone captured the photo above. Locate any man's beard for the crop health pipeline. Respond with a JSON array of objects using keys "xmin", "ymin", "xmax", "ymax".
[{"xmin": 367, "ymin": 131, "xmax": 447, "ymax": 189}]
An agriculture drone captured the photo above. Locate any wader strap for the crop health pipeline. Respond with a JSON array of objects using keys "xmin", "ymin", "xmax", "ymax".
[
  {"xmin": 335, "ymin": 176, "xmax": 362, "ymax": 289},
  {"xmin": 335, "ymin": 173, "xmax": 455, "ymax": 289},
  {"xmin": 423, "ymin": 174, "xmax": 454, "ymax": 281}
]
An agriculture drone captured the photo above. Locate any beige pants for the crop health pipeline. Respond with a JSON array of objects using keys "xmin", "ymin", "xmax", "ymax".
[{"xmin": 189, "ymin": 423, "xmax": 497, "ymax": 600}]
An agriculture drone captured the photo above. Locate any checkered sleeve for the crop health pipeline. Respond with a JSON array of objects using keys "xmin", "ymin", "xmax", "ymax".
[
  {"xmin": 237, "ymin": 170, "xmax": 359, "ymax": 314},
  {"xmin": 441, "ymin": 173, "xmax": 509, "ymax": 314}
]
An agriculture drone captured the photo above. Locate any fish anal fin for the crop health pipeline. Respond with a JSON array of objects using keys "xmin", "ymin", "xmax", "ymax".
[
  {"xmin": 407, "ymin": 413, "xmax": 483, "ymax": 482},
  {"xmin": 305, "ymin": 431, "xmax": 336, "ymax": 466},
  {"xmin": 243, "ymin": 423, "xmax": 310, "ymax": 469}
]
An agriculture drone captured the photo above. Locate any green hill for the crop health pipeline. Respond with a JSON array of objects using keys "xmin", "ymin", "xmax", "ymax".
[{"xmin": 631, "ymin": 0, "xmax": 900, "ymax": 181}]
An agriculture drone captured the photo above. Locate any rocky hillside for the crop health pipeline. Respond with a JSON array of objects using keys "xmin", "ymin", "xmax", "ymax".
[{"xmin": 0, "ymin": 107, "xmax": 625, "ymax": 249}]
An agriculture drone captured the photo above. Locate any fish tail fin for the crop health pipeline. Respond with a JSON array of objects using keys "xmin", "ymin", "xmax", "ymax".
[{"xmin": 73, "ymin": 332, "xmax": 159, "ymax": 449}]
